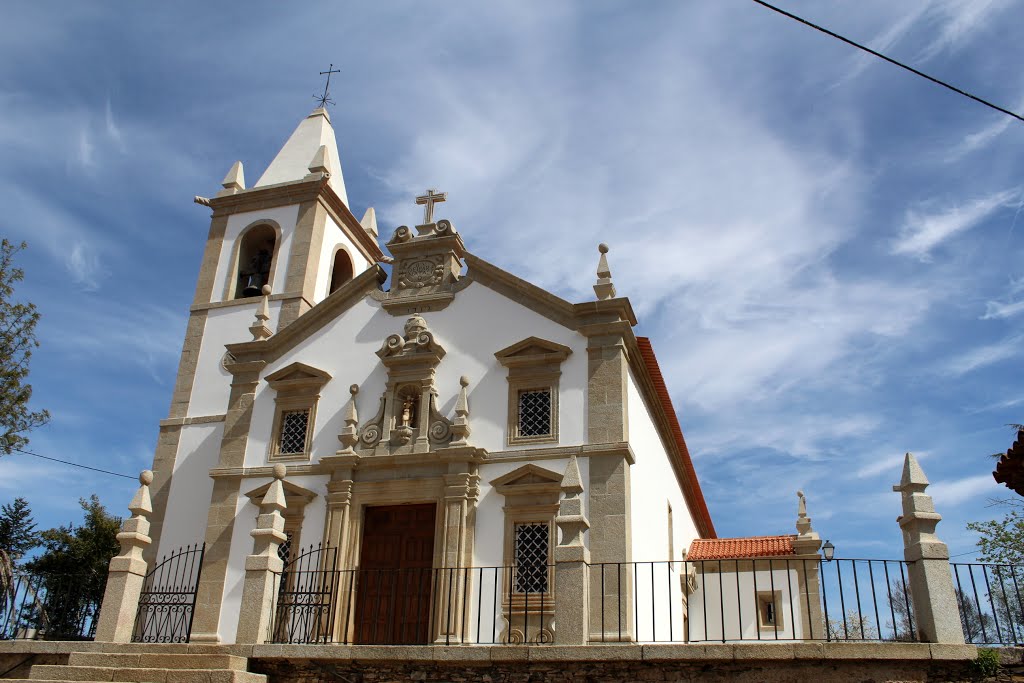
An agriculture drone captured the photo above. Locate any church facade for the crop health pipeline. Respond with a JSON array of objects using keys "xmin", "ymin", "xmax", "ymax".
[{"xmin": 146, "ymin": 106, "xmax": 720, "ymax": 646}]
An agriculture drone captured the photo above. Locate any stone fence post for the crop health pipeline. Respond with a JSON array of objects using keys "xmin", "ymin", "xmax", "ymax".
[
  {"xmin": 894, "ymin": 452, "xmax": 965, "ymax": 644},
  {"xmin": 94, "ymin": 470, "xmax": 153, "ymax": 642},
  {"xmin": 554, "ymin": 455, "xmax": 590, "ymax": 645},
  {"xmin": 235, "ymin": 463, "xmax": 288, "ymax": 644}
]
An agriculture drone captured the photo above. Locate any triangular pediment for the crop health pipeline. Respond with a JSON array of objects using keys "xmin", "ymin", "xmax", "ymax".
[
  {"xmin": 490, "ymin": 463, "xmax": 563, "ymax": 495},
  {"xmin": 265, "ymin": 361, "xmax": 331, "ymax": 391},
  {"xmin": 494, "ymin": 337, "xmax": 572, "ymax": 367},
  {"xmin": 244, "ymin": 479, "xmax": 317, "ymax": 508}
]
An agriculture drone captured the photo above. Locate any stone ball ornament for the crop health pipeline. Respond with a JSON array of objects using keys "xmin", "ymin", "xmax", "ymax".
[
  {"xmin": 460, "ymin": 375, "xmax": 470, "ymax": 387},
  {"xmin": 272, "ymin": 463, "xmax": 287, "ymax": 480},
  {"xmin": 261, "ymin": 284, "xmax": 271, "ymax": 296},
  {"xmin": 599, "ymin": 243, "xmax": 609, "ymax": 254},
  {"xmin": 139, "ymin": 470, "xmax": 154, "ymax": 486}
]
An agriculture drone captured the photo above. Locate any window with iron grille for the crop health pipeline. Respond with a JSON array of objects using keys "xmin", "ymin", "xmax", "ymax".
[
  {"xmin": 517, "ymin": 389, "xmax": 552, "ymax": 438},
  {"xmin": 278, "ymin": 409, "xmax": 310, "ymax": 454},
  {"xmin": 514, "ymin": 523, "xmax": 550, "ymax": 593}
]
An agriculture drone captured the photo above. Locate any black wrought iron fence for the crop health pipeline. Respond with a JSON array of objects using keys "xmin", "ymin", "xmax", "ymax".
[
  {"xmin": 591, "ymin": 559, "xmax": 917, "ymax": 643},
  {"xmin": 269, "ymin": 560, "xmax": 553, "ymax": 645},
  {"xmin": 131, "ymin": 543, "xmax": 205, "ymax": 643},
  {"xmin": 951, "ymin": 562, "xmax": 1023, "ymax": 646},
  {"xmin": 0, "ymin": 572, "xmax": 105, "ymax": 640}
]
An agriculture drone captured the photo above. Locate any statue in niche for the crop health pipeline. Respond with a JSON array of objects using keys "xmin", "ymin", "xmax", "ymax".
[{"xmin": 398, "ymin": 393, "xmax": 418, "ymax": 428}]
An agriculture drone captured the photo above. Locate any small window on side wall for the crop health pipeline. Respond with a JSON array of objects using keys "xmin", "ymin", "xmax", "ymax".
[
  {"xmin": 757, "ymin": 591, "xmax": 784, "ymax": 630},
  {"xmin": 328, "ymin": 249, "xmax": 353, "ymax": 295}
]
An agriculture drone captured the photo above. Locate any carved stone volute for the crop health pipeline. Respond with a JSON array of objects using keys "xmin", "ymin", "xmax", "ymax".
[
  {"xmin": 356, "ymin": 316, "xmax": 456, "ymax": 455},
  {"xmin": 374, "ymin": 219, "xmax": 468, "ymax": 315}
]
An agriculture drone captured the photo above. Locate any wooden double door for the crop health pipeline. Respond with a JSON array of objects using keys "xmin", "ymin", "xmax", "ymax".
[{"xmin": 353, "ymin": 503, "xmax": 437, "ymax": 644}]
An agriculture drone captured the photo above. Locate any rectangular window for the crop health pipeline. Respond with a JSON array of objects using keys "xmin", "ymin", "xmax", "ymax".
[
  {"xmin": 517, "ymin": 389, "xmax": 552, "ymax": 438},
  {"xmin": 513, "ymin": 523, "xmax": 550, "ymax": 593},
  {"xmin": 278, "ymin": 409, "xmax": 310, "ymax": 454},
  {"xmin": 757, "ymin": 591, "xmax": 784, "ymax": 630}
]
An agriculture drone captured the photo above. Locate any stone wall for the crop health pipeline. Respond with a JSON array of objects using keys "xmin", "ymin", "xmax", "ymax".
[{"xmin": 248, "ymin": 643, "xmax": 1022, "ymax": 683}]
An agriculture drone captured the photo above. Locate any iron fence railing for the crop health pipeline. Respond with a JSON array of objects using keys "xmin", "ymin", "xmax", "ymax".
[
  {"xmin": 0, "ymin": 572, "xmax": 105, "ymax": 641},
  {"xmin": 951, "ymin": 562, "xmax": 1024, "ymax": 646},
  {"xmin": 270, "ymin": 560, "xmax": 553, "ymax": 645},
  {"xmin": 131, "ymin": 543, "xmax": 205, "ymax": 643},
  {"xmin": 592, "ymin": 559, "xmax": 918, "ymax": 643}
]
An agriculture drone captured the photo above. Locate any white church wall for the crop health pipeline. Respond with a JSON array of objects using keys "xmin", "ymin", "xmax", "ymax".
[
  {"xmin": 245, "ymin": 281, "xmax": 589, "ymax": 468},
  {"xmin": 156, "ymin": 422, "xmax": 223, "ymax": 559},
  {"xmin": 312, "ymin": 215, "xmax": 373, "ymax": 304},
  {"xmin": 625, "ymin": 368, "xmax": 700, "ymax": 563},
  {"xmin": 623, "ymin": 368, "xmax": 700, "ymax": 642},
  {"xmin": 210, "ymin": 204, "xmax": 299, "ymax": 304},
  {"xmin": 188, "ymin": 300, "xmax": 284, "ymax": 419},
  {"xmin": 686, "ymin": 563, "xmax": 805, "ymax": 641}
]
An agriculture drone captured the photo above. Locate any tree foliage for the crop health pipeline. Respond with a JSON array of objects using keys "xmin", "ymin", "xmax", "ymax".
[
  {"xmin": 967, "ymin": 509, "xmax": 1024, "ymax": 566},
  {"xmin": 0, "ymin": 239, "xmax": 49, "ymax": 455},
  {"xmin": 0, "ymin": 497, "xmax": 38, "ymax": 562},
  {"xmin": 23, "ymin": 496, "xmax": 120, "ymax": 637}
]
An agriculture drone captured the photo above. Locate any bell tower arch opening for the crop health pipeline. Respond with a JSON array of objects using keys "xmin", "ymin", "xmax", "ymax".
[
  {"xmin": 328, "ymin": 248, "xmax": 354, "ymax": 295},
  {"xmin": 233, "ymin": 223, "xmax": 278, "ymax": 299}
]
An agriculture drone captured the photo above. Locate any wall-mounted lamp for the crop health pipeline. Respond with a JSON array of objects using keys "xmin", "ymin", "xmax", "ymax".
[{"xmin": 822, "ymin": 539, "xmax": 835, "ymax": 561}]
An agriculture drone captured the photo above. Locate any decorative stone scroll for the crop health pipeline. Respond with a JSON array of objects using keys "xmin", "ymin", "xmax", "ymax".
[
  {"xmin": 354, "ymin": 315, "xmax": 459, "ymax": 455},
  {"xmin": 371, "ymin": 217, "xmax": 470, "ymax": 315}
]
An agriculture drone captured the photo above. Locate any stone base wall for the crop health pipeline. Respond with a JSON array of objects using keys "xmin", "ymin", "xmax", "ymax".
[{"xmin": 1, "ymin": 641, "xmax": 1021, "ymax": 682}]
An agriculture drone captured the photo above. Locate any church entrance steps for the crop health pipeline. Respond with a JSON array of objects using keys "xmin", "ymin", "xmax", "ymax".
[{"xmin": 7, "ymin": 649, "xmax": 265, "ymax": 683}]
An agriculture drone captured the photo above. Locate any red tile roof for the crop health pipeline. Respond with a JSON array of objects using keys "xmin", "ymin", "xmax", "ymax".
[
  {"xmin": 687, "ymin": 535, "xmax": 796, "ymax": 561},
  {"xmin": 994, "ymin": 429, "xmax": 1024, "ymax": 496},
  {"xmin": 635, "ymin": 337, "xmax": 716, "ymax": 539}
]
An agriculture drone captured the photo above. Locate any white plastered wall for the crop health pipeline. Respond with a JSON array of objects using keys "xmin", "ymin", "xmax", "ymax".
[
  {"xmin": 625, "ymin": 367, "xmax": 702, "ymax": 642},
  {"xmin": 156, "ymin": 422, "xmax": 223, "ymax": 559},
  {"xmin": 244, "ymin": 282, "xmax": 588, "ymax": 467},
  {"xmin": 687, "ymin": 563, "xmax": 806, "ymax": 641},
  {"xmin": 210, "ymin": 205, "xmax": 299, "ymax": 304},
  {"xmin": 312, "ymin": 214, "xmax": 373, "ymax": 304}
]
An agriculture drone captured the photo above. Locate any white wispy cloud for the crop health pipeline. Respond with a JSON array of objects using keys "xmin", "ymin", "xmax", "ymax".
[
  {"xmin": 76, "ymin": 126, "xmax": 95, "ymax": 169},
  {"xmin": 105, "ymin": 97, "xmax": 125, "ymax": 152},
  {"xmin": 916, "ymin": 0, "xmax": 1012, "ymax": 62},
  {"xmin": 891, "ymin": 190, "xmax": 1016, "ymax": 260},
  {"xmin": 928, "ymin": 474, "xmax": 1001, "ymax": 506},
  {"xmin": 943, "ymin": 336, "xmax": 1021, "ymax": 376}
]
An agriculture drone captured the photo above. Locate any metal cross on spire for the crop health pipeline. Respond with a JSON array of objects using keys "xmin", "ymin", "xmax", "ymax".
[
  {"xmin": 415, "ymin": 188, "xmax": 447, "ymax": 225},
  {"xmin": 314, "ymin": 63, "xmax": 340, "ymax": 108}
]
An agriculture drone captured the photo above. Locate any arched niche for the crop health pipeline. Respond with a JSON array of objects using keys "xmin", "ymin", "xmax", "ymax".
[
  {"xmin": 230, "ymin": 222, "xmax": 280, "ymax": 299},
  {"xmin": 328, "ymin": 247, "xmax": 354, "ymax": 295}
]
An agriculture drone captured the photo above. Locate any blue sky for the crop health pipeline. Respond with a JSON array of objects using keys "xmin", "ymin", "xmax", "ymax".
[{"xmin": 0, "ymin": 1, "xmax": 1022, "ymax": 562}]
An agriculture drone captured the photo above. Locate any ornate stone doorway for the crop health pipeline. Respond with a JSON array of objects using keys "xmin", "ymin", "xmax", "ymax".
[{"xmin": 353, "ymin": 503, "xmax": 436, "ymax": 644}]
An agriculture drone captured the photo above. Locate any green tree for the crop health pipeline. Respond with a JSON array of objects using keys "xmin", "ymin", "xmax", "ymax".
[
  {"xmin": 24, "ymin": 496, "xmax": 120, "ymax": 638},
  {"xmin": 0, "ymin": 239, "xmax": 49, "ymax": 455},
  {"xmin": 0, "ymin": 497, "xmax": 38, "ymax": 562},
  {"xmin": 967, "ymin": 509, "xmax": 1024, "ymax": 566}
]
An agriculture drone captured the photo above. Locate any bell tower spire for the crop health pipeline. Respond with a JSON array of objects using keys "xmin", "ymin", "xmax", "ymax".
[{"xmin": 255, "ymin": 107, "xmax": 349, "ymax": 206}]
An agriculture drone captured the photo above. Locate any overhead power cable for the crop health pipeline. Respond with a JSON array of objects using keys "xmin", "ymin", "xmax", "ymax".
[
  {"xmin": 751, "ymin": 0, "xmax": 1024, "ymax": 124},
  {"xmin": 10, "ymin": 447, "xmax": 136, "ymax": 480}
]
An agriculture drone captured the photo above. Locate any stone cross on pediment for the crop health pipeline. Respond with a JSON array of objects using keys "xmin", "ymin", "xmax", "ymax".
[{"xmin": 415, "ymin": 188, "xmax": 447, "ymax": 225}]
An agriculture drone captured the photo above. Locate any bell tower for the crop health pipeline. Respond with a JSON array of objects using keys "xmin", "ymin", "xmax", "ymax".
[{"xmin": 146, "ymin": 107, "xmax": 384, "ymax": 560}]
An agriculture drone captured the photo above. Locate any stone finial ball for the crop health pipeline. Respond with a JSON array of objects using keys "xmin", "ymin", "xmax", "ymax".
[
  {"xmin": 261, "ymin": 284, "xmax": 272, "ymax": 296},
  {"xmin": 797, "ymin": 490, "xmax": 804, "ymax": 498},
  {"xmin": 140, "ymin": 470, "xmax": 154, "ymax": 486},
  {"xmin": 460, "ymin": 375, "xmax": 470, "ymax": 387},
  {"xmin": 598, "ymin": 243, "xmax": 609, "ymax": 254},
  {"xmin": 272, "ymin": 463, "xmax": 287, "ymax": 480},
  {"xmin": 349, "ymin": 383, "xmax": 359, "ymax": 395}
]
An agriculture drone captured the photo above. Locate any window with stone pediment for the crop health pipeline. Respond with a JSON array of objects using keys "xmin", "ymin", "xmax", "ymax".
[
  {"xmin": 265, "ymin": 362, "xmax": 331, "ymax": 462},
  {"xmin": 494, "ymin": 337, "xmax": 572, "ymax": 447}
]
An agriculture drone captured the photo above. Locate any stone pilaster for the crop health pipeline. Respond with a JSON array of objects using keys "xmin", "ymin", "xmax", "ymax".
[
  {"xmin": 587, "ymin": 452, "xmax": 633, "ymax": 641},
  {"xmin": 235, "ymin": 464, "xmax": 288, "ymax": 644},
  {"xmin": 190, "ymin": 360, "xmax": 265, "ymax": 643},
  {"xmin": 554, "ymin": 455, "xmax": 590, "ymax": 645},
  {"xmin": 277, "ymin": 199, "xmax": 326, "ymax": 330},
  {"xmin": 434, "ymin": 462, "xmax": 480, "ymax": 643},
  {"xmin": 894, "ymin": 453, "xmax": 965, "ymax": 644},
  {"xmin": 94, "ymin": 471, "xmax": 153, "ymax": 643}
]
